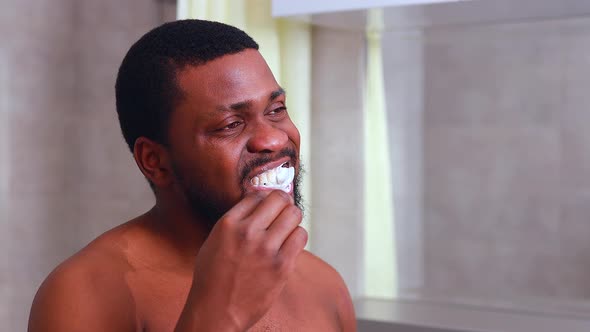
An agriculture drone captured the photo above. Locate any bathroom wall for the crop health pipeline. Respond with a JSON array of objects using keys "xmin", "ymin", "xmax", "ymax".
[
  {"xmin": 309, "ymin": 3, "xmax": 590, "ymax": 312},
  {"xmin": 308, "ymin": 23, "xmax": 427, "ymax": 300},
  {"xmin": 0, "ymin": 0, "xmax": 175, "ymax": 330},
  {"xmin": 421, "ymin": 15, "xmax": 590, "ymax": 304},
  {"xmin": 382, "ymin": 29, "xmax": 425, "ymax": 294},
  {"xmin": 310, "ymin": 26, "xmax": 367, "ymax": 298}
]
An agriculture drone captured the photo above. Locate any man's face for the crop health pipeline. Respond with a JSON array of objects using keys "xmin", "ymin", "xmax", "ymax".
[{"xmin": 165, "ymin": 49, "xmax": 301, "ymax": 225}]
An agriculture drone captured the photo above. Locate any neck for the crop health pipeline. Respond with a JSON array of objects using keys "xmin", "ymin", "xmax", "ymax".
[{"xmin": 141, "ymin": 195, "xmax": 211, "ymax": 268}]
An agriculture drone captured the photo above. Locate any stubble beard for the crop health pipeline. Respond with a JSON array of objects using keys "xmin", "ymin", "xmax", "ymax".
[{"xmin": 173, "ymin": 162, "xmax": 304, "ymax": 231}]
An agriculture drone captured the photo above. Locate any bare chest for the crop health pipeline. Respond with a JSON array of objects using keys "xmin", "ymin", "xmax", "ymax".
[
  {"xmin": 129, "ymin": 273, "xmax": 340, "ymax": 332},
  {"xmin": 247, "ymin": 294, "xmax": 340, "ymax": 332}
]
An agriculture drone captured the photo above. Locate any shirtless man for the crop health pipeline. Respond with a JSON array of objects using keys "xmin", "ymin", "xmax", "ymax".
[{"xmin": 28, "ymin": 19, "xmax": 356, "ymax": 332}]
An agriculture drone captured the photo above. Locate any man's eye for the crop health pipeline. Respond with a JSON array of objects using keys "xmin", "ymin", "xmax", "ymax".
[
  {"xmin": 269, "ymin": 107, "xmax": 287, "ymax": 115},
  {"xmin": 221, "ymin": 121, "xmax": 242, "ymax": 130}
]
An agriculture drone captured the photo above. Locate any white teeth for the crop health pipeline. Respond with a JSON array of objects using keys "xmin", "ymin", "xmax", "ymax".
[
  {"xmin": 250, "ymin": 162, "xmax": 295, "ymax": 191},
  {"xmin": 267, "ymin": 168, "xmax": 277, "ymax": 184},
  {"xmin": 260, "ymin": 173, "xmax": 269, "ymax": 186}
]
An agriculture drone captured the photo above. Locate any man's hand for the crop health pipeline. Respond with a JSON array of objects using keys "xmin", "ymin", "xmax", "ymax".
[{"xmin": 174, "ymin": 190, "xmax": 308, "ymax": 332}]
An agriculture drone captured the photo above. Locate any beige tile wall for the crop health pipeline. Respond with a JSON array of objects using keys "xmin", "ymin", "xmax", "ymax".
[
  {"xmin": 310, "ymin": 10, "xmax": 590, "ymax": 309},
  {"xmin": 421, "ymin": 17, "xmax": 590, "ymax": 302},
  {"xmin": 310, "ymin": 26, "xmax": 366, "ymax": 298},
  {"xmin": 382, "ymin": 29, "xmax": 425, "ymax": 293}
]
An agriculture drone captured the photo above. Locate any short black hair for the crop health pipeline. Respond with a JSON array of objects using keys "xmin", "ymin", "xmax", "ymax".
[{"xmin": 115, "ymin": 19, "xmax": 259, "ymax": 152}]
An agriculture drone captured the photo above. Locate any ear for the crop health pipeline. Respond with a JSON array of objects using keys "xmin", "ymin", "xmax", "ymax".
[{"xmin": 133, "ymin": 137, "xmax": 174, "ymax": 188}]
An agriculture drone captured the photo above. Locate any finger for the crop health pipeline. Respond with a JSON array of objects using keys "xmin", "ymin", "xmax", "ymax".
[
  {"xmin": 264, "ymin": 206, "xmax": 302, "ymax": 251},
  {"xmin": 246, "ymin": 190, "xmax": 293, "ymax": 230},
  {"xmin": 278, "ymin": 226, "xmax": 308, "ymax": 261},
  {"xmin": 220, "ymin": 192, "xmax": 264, "ymax": 222}
]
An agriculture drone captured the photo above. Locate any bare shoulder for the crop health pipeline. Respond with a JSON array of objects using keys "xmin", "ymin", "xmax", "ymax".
[
  {"xmin": 297, "ymin": 251, "xmax": 357, "ymax": 331},
  {"xmin": 297, "ymin": 251, "xmax": 341, "ymax": 281},
  {"xmin": 28, "ymin": 223, "xmax": 138, "ymax": 332},
  {"xmin": 297, "ymin": 251, "xmax": 349, "ymax": 294}
]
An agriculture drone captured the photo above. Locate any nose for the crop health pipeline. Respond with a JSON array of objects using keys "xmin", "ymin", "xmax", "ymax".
[{"xmin": 246, "ymin": 121, "xmax": 289, "ymax": 154}]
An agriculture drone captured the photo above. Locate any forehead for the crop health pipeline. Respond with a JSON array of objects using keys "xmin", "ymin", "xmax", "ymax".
[{"xmin": 176, "ymin": 49, "xmax": 280, "ymax": 107}]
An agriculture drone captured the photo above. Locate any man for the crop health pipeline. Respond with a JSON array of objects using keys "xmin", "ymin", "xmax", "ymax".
[{"xmin": 28, "ymin": 19, "xmax": 356, "ymax": 331}]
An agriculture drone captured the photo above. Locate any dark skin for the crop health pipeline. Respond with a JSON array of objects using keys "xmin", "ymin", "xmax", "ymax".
[{"xmin": 28, "ymin": 49, "xmax": 357, "ymax": 332}]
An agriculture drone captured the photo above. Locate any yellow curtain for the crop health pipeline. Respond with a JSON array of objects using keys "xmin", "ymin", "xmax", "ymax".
[
  {"xmin": 176, "ymin": 0, "xmax": 313, "ymax": 247},
  {"xmin": 363, "ymin": 8, "xmax": 397, "ymax": 299}
]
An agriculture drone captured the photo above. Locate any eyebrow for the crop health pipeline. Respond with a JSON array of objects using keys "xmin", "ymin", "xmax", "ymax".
[
  {"xmin": 223, "ymin": 87, "xmax": 286, "ymax": 112},
  {"xmin": 269, "ymin": 87, "xmax": 285, "ymax": 101}
]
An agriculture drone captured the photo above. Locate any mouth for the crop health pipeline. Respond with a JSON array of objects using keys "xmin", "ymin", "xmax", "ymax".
[{"xmin": 249, "ymin": 160, "xmax": 295, "ymax": 194}]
